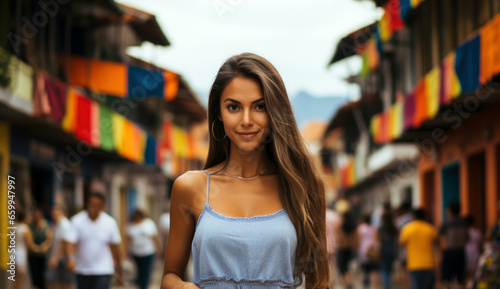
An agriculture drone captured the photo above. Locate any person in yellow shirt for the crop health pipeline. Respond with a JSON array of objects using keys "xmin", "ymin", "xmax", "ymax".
[{"xmin": 399, "ymin": 208, "xmax": 438, "ymax": 289}]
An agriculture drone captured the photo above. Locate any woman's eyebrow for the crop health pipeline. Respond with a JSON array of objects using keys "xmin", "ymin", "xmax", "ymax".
[{"xmin": 223, "ymin": 97, "xmax": 264, "ymax": 104}]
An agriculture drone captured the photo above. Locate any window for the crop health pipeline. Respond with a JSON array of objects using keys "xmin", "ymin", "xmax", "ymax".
[
  {"xmin": 493, "ymin": 0, "xmax": 500, "ymax": 15},
  {"xmin": 412, "ymin": 12, "xmax": 424, "ymax": 79},
  {"xmin": 457, "ymin": 0, "xmax": 475, "ymax": 44},
  {"xmin": 477, "ymin": 0, "xmax": 492, "ymax": 28},
  {"xmin": 438, "ymin": 0, "xmax": 457, "ymax": 60},
  {"xmin": 393, "ymin": 27, "xmax": 413, "ymax": 94},
  {"xmin": 421, "ymin": 1, "xmax": 433, "ymax": 74},
  {"xmin": 429, "ymin": 0, "xmax": 440, "ymax": 67}
]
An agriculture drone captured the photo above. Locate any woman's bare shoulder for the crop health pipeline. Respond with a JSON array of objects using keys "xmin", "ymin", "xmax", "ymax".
[
  {"xmin": 172, "ymin": 164, "xmax": 224, "ymax": 196},
  {"xmin": 173, "ymin": 170, "xmax": 206, "ymax": 193},
  {"xmin": 168, "ymin": 171, "xmax": 207, "ymax": 217}
]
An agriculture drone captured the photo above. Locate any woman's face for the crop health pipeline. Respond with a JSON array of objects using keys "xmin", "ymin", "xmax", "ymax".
[{"xmin": 219, "ymin": 76, "xmax": 270, "ymax": 152}]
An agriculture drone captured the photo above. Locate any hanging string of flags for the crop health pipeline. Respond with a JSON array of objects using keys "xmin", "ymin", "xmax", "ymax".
[
  {"xmin": 370, "ymin": 13, "xmax": 500, "ymax": 144},
  {"xmin": 2, "ymin": 48, "xmax": 195, "ymax": 168},
  {"xmin": 66, "ymin": 56, "xmax": 179, "ymax": 100}
]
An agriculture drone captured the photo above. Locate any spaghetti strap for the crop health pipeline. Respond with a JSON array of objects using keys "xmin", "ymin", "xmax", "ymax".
[{"xmin": 197, "ymin": 170, "xmax": 211, "ymax": 205}]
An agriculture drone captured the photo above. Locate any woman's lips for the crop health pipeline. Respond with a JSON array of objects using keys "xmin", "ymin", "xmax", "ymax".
[{"xmin": 237, "ymin": 131, "xmax": 258, "ymax": 139}]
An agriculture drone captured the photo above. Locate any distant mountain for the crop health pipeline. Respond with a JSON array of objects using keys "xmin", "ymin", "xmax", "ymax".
[
  {"xmin": 196, "ymin": 89, "xmax": 347, "ymax": 131},
  {"xmin": 291, "ymin": 91, "xmax": 347, "ymax": 131}
]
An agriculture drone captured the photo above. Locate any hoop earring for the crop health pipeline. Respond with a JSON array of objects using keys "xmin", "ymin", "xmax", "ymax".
[{"xmin": 211, "ymin": 119, "xmax": 227, "ymax": 141}]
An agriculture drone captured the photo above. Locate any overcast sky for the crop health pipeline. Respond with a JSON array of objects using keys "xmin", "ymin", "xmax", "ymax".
[{"xmin": 117, "ymin": 0, "xmax": 381, "ymax": 103}]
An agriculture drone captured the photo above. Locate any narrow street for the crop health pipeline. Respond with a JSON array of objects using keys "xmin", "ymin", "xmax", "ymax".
[{"xmin": 114, "ymin": 258, "xmax": 411, "ymax": 289}]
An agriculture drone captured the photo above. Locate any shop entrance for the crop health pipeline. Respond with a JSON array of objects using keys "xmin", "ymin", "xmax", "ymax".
[
  {"xmin": 467, "ymin": 151, "xmax": 486, "ymax": 233},
  {"xmin": 441, "ymin": 162, "xmax": 460, "ymax": 221},
  {"xmin": 30, "ymin": 164, "xmax": 54, "ymax": 218},
  {"xmin": 423, "ymin": 170, "xmax": 436, "ymax": 223}
]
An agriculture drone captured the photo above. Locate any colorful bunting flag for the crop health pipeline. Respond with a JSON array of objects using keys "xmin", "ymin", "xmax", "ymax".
[
  {"xmin": 413, "ymin": 79, "xmax": 428, "ymax": 128},
  {"xmin": 403, "ymin": 92, "xmax": 415, "ymax": 131},
  {"xmin": 45, "ymin": 75, "xmax": 67, "ymax": 123},
  {"xmin": 479, "ymin": 15, "xmax": 500, "ymax": 85},
  {"xmin": 440, "ymin": 51, "xmax": 462, "ymax": 105},
  {"xmin": 455, "ymin": 33, "xmax": 480, "ymax": 93},
  {"xmin": 361, "ymin": 36, "xmax": 380, "ymax": 77},
  {"xmin": 370, "ymin": 114, "xmax": 381, "ymax": 143},
  {"xmin": 128, "ymin": 65, "xmax": 164, "ymax": 99},
  {"xmin": 75, "ymin": 93, "xmax": 92, "ymax": 144},
  {"xmin": 99, "ymin": 105, "xmax": 114, "ymax": 151},
  {"xmin": 164, "ymin": 71, "xmax": 179, "ymax": 101},
  {"xmin": 390, "ymin": 100, "xmax": 403, "ymax": 139},
  {"xmin": 90, "ymin": 101, "xmax": 100, "ymax": 147},
  {"xmin": 378, "ymin": 0, "xmax": 405, "ymax": 43},
  {"xmin": 62, "ymin": 88, "xmax": 77, "ymax": 133},
  {"xmin": 112, "ymin": 113, "xmax": 125, "ymax": 156},
  {"xmin": 400, "ymin": 0, "xmax": 412, "ymax": 20},
  {"xmin": 425, "ymin": 66, "xmax": 440, "ymax": 119}
]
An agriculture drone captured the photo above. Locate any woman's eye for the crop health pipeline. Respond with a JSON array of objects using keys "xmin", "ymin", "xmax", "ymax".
[
  {"xmin": 227, "ymin": 104, "xmax": 238, "ymax": 111},
  {"xmin": 256, "ymin": 104, "xmax": 266, "ymax": 111}
]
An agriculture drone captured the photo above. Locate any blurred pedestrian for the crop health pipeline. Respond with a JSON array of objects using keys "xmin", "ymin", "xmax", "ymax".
[
  {"xmin": 46, "ymin": 204, "xmax": 74, "ymax": 289},
  {"xmin": 127, "ymin": 208, "xmax": 162, "ymax": 289},
  {"xmin": 356, "ymin": 214, "xmax": 380, "ymax": 289},
  {"xmin": 335, "ymin": 211, "xmax": 356, "ymax": 289},
  {"xmin": 439, "ymin": 201, "xmax": 468, "ymax": 287},
  {"xmin": 377, "ymin": 210, "xmax": 398, "ymax": 289},
  {"xmin": 486, "ymin": 203, "xmax": 500, "ymax": 244},
  {"xmin": 399, "ymin": 208, "xmax": 437, "ymax": 289},
  {"xmin": 64, "ymin": 192, "xmax": 123, "ymax": 289},
  {"xmin": 325, "ymin": 207, "xmax": 339, "ymax": 288},
  {"xmin": 159, "ymin": 205, "xmax": 170, "ymax": 255},
  {"xmin": 394, "ymin": 202, "xmax": 413, "ymax": 273},
  {"xmin": 15, "ymin": 209, "xmax": 43, "ymax": 289},
  {"xmin": 471, "ymin": 204, "xmax": 500, "ymax": 288},
  {"xmin": 28, "ymin": 206, "xmax": 53, "ymax": 289},
  {"xmin": 463, "ymin": 215, "xmax": 481, "ymax": 288}
]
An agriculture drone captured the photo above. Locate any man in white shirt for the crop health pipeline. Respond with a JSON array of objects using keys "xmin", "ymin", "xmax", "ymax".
[
  {"xmin": 64, "ymin": 192, "xmax": 123, "ymax": 289},
  {"xmin": 46, "ymin": 204, "xmax": 74, "ymax": 289},
  {"xmin": 159, "ymin": 210, "xmax": 170, "ymax": 255}
]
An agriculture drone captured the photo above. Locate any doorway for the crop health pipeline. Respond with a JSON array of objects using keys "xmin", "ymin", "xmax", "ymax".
[
  {"xmin": 467, "ymin": 151, "xmax": 486, "ymax": 233},
  {"xmin": 30, "ymin": 165, "xmax": 54, "ymax": 218},
  {"xmin": 441, "ymin": 162, "xmax": 460, "ymax": 221},
  {"xmin": 423, "ymin": 170, "xmax": 436, "ymax": 223},
  {"xmin": 497, "ymin": 144, "xmax": 500, "ymax": 219}
]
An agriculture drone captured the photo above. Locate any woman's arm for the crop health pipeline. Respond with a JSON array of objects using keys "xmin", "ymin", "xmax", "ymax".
[
  {"xmin": 23, "ymin": 228, "xmax": 40, "ymax": 253},
  {"xmin": 39, "ymin": 225, "xmax": 53, "ymax": 253},
  {"xmin": 161, "ymin": 172, "xmax": 201, "ymax": 289}
]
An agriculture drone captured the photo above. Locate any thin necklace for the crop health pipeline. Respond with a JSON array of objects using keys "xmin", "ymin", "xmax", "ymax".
[{"xmin": 218, "ymin": 168, "xmax": 269, "ymax": 180}]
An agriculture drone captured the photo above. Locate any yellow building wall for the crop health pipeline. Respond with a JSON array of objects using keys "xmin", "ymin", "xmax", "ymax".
[{"xmin": 0, "ymin": 122, "xmax": 10, "ymax": 269}]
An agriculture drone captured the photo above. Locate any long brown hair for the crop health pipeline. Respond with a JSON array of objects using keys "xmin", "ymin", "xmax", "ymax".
[{"xmin": 204, "ymin": 53, "xmax": 331, "ymax": 289}]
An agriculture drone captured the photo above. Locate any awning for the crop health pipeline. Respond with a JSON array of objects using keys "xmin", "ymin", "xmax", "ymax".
[
  {"xmin": 323, "ymin": 93, "xmax": 383, "ymax": 154},
  {"xmin": 117, "ymin": 4, "xmax": 170, "ymax": 46},
  {"xmin": 328, "ymin": 22, "xmax": 378, "ymax": 66}
]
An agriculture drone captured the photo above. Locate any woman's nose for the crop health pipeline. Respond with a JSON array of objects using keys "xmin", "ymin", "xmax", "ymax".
[{"xmin": 241, "ymin": 109, "xmax": 253, "ymax": 126}]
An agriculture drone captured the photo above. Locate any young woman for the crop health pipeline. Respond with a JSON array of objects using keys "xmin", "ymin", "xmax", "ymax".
[
  {"xmin": 376, "ymin": 210, "xmax": 398, "ymax": 289},
  {"xmin": 15, "ymin": 209, "xmax": 43, "ymax": 289},
  {"xmin": 28, "ymin": 206, "xmax": 53, "ymax": 289},
  {"xmin": 127, "ymin": 209, "xmax": 162, "ymax": 289},
  {"xmin": 334, "ymin": 212, "xmax": 356, "ymax": 289},
  {"xmin": 356, "ymin": 214, "xmax": 379, "ymax": 289},
  {"xmin": 161, "ymin": 53, "xmax": 331, "ymax": 289}
]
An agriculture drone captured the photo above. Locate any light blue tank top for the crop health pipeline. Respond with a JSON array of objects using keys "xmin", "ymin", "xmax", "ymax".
[{"xmin": 191, "ymin": 170, "xmax": 304, "ymax": 289}]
